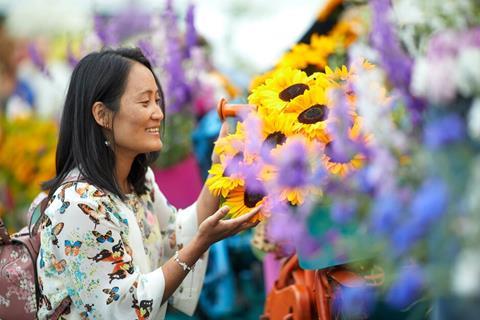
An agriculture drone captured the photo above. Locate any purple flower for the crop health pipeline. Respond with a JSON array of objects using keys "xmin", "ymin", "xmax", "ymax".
[
  {"xmin": 184, "ymin": 2, "xmax": 197, "ymax": 59},
  {"xmin": 163, "ymin": 0, "xmax": 190, "ymax": 113},
  {"xmin": 94, "ymin": 7, "xmax": 152, "ymax": 46},
  {"xmin": 66, "ymin": 43, "xmax": 79, "ymax": 68},
  {"xmin": 137, "ymin": 39, "xmax": 159, "ymax": 67},
  {"xmin": 334, "ymin": 284, "xmax": 376, "ymax": 318},
  {"xmin": 27, "ymin": 43, "xmax": 50, "ymax": 78},
  {"xmin": 423, "ymin": 114, "xmax": 466, "ymax": 150},
  {"xmin": 370, "ymin": 0, "xmax": 425, "ymax": 122},
  {"xmin": 387, "ymin": 264, "xmax": 424, "ymax": 309},
  {"xmin": 276, "ymin": 139, "xmax": 309, "ymax": 188}
]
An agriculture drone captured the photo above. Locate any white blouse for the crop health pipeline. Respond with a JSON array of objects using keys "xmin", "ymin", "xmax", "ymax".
[{"xmin": 37, "ymin": 168, "xmax": 208, "ymax": 319}]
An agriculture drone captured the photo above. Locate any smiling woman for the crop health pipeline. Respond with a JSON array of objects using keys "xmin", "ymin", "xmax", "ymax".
[{"xmin": 36, "ymin": 47, "xmax": 261, "ymax": 319}]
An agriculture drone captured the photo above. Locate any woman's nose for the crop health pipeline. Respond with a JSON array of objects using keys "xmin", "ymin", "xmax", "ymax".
[{"xmin": 152, "ymin": 105, "xmax": 164, "ymax": 121}]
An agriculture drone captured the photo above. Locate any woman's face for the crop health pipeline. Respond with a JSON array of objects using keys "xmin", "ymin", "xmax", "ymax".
[{"xmin": 112, "ymin": 62, "xmax": 164, "ymax": 157}]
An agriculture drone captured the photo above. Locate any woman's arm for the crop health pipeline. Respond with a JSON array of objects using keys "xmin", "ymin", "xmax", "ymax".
[
  {"xmin": 196, "ymin": 122, "xmax": 229, "ymax": 225},
  {"xmin": 160, "ymin": 205, "xmax": 260, "ymax": 304}
]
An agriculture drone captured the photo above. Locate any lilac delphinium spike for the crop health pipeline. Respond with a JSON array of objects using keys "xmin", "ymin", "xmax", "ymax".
[
  {"xmin": 163, "ymin": 0, "xmax": 190, "ymax": 113},
  {"xmin": 66, "ymin": 43, "xmax": 79, "ymax": 69},
  {"xmin": 184, "ymin": 2, "xmax": 197, "ymax": 59},
  {"xmin": 27, "ymin": 43, "xmax": 50, "ymax": 78},
  {"xmin": 276, "ymin": 138, "xmax": 309, "ymax": 189},
  {"xmin": 137, "ymin": 39, "xmax": 159, "ymax": 67},
  {"xmin": 370, "ymin": 0, "xmax": 425, "ymax": 123}
]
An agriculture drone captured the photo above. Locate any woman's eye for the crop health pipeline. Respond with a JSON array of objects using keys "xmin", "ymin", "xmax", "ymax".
[
  {"xmin": 155, "ymin": 98, "xmax": 161, "ymax": 105},
  {"xmin": 140, "ymin": 101, "xmax": 149, "ymax": 107}
]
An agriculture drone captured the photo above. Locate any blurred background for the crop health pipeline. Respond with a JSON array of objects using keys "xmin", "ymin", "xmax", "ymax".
[{"xmin": 0, "ymin": 0, "xmax": 325, "ymax": 319}]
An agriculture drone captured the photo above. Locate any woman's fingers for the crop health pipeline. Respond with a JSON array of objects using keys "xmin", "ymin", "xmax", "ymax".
[
  {"xmin": 218, "ymin": 122, "xmax": 229, "ymax": 139},
  {"xmin": 234, "ymin": 205, "xmax": 262, "ymax": 224},
  {"xmin": 213, "ymin": 206, "xmax": 230, "ymax": 221}
]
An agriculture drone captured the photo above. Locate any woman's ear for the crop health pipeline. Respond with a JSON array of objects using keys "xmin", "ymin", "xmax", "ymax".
[{"xmin": 92, "ymin": 102, "xmax": 112, "ymax": 129}]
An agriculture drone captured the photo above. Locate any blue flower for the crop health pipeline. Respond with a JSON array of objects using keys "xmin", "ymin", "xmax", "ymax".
[
  {"xmin": 334, "ymin": 284, "xmax": 375, "ymax": 318},
  {"xmin": 370, "ymin": 194, "xmax": 403, "ymax": 235},
  {"xmin": 387, "ymin": 264, "xmax": 424, "ymax": 309},
  {"xmin": 411, "ymin": 178, "xmax": 448, "ymax": 225},
  {"xmin": 424, "ymin": 114, "xmax": 466, "ymax": 150}
]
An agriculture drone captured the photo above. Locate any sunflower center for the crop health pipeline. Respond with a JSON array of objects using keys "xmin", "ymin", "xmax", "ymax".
[
  {"xmin": 243, "ymin": 186, "xmax": 265, "ymax": 208},
  {"xmin": 263, "ymin": 131, "xmax": 287, "ymax": 148},
  {"xmin": 325, "ymin": 142, "xmax": 354, "ymax": 164},
  {"xmin": 279, "ymin": 83, "xmax": 309, "ymax": 102},
  {"xmin": 298, "ymin": 104, "xmax": 329, "ymax": 124}
]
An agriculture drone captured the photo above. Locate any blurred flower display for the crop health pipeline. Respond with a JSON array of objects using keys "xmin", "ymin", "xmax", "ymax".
[
  {"xmin": 0, "ymin": 116, "xmax": 57, "ymax": 231},
  {"xmin": 208, "ymin": 0, "xmax": 480, "ymax": 316}
]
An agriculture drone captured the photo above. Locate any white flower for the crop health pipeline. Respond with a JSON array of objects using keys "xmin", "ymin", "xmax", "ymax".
[
  {"xmin": 456, "ymin": 48, "xmax": 480, "ymax": 97},
  {"xmin": 411, "ymin": 57, "xmax": 457, "ymax": 105},
  {"xmin": 452, "ymin": 249, "xmax": 480, "ymax": 296},
  {"xmin": 467, "ymin": 99, "xmax": 480, "ymax": 141}
]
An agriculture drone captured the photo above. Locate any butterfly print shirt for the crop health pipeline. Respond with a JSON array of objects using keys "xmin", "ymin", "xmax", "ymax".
[{"xmin": 37, "ymin": 168, "xmax": 208, "ymax": 319}]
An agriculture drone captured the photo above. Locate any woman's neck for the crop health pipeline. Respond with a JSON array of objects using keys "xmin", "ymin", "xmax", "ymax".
[{"xmin": 115, "ymin": 150, "xmax": 135, "ymax": 195}]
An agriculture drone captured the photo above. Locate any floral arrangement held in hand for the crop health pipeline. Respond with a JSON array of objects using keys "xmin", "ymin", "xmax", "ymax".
[{"xmin": 206, "ymin": 62, "xmax": 373, "ymax": 229}]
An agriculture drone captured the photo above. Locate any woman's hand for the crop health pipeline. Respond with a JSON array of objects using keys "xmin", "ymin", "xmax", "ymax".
[
  {"xmin": 211, "ymin": 122, "xmax": 229, "ymax": 164},
  {"xmin": 195, "ymin": 205, "xmax": 261, "ymax": 251}
]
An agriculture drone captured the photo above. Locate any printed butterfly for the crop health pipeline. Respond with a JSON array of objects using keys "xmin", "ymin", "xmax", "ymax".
[
  {"xmin": 50, "ymin": 254, "xmax": 67, "ymax": 274},
  {"xmin": 92, "ymin": 230, "xmax": 114, "ymax": 243},
  {"xmin": 78, "ymin": 203, "xmax": 100, "ymax": 228},
  {"xmin": 103, "ymin": 287, "xmax": 120, "ymax": 305},
  {"xmin": 64, "ymin": 240, "xmax": 82, "ymax": 256},
  {"xmin": 51, "ymin": 222, "xmax": 64, "ymax": 247}
]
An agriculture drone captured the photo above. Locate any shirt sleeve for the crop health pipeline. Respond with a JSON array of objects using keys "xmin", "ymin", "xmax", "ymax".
[
  {"xmin": 40, "ymin": 183, "xmax": 166, "ymax": 319},
  {"xmin": 147, "ymin": 168, "xmax": 209, "ymax": 316}
]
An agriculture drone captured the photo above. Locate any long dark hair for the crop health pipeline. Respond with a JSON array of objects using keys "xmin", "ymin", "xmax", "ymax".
[{"xmin": 43, "ymin": 47, "xmax": 165, "ymax": 200}]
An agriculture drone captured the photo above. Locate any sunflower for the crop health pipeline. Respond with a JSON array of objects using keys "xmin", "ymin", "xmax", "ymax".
[
  {"xmin": 206, "ymin": 163, "xmax": 244, "ymax": 198},
  {"xmin": 322, "ymin": 117, "xmax": 369, "ymax": 176},
  {"xmin": 213, "ymin": 122, "xmax": 245, "ymax": 157},
  {"xmin": 284, "ymin": 86, "xmax": 333, "ymax": 143},
  {"xmin": 248, "ymin": 68, "xmax": 314, "ymax": 113},
  {"xmin": 259, "ymin": 111, "xmax": 297, "ymax": 153},
  {"xmin": 223, "ymin": 185, "xmax": 266, "ymax": 222}
]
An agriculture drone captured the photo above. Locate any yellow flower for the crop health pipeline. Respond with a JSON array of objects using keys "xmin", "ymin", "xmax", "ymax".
[
  {"xmin": 206, "ymin": 163, "xmax": 244, "ymax": 198},
  {"xmin": 259, "ymin": 111, "xmax": 297, "ymax": 152},
  {"xmin": 285, "ymin": 86, "xmax": 332, "ymax": 143},
  {"xmin": 223, "ymin": 185, "xmax": 266, "ymax": 222},
  {"xmin": 248, "ymin": 68, "xmax": 314, "ymax": 113},
  {"xmin": 213, "ymin": 122, "xmax": 245, "ymax": 157}
]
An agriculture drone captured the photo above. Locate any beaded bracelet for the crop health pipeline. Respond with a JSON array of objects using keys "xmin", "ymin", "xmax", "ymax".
[{"xmin": 174, "ymin": 251, "xmax": 194, "ymax": 272}]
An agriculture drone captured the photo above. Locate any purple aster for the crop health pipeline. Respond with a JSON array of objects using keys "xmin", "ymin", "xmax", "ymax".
[
  {"xmin": 423, "ymin": 114, "xmax": 466, "ymax": 150},
  {"xmin": 27, "ymin": 43, "xmax": 50, "ymax": 78},
  {"xmin": 387, "ymin": 264, "xmax": 425, "ymax": 309},
  {"xmin": 370, "ymin": 0, "xmax": 425, "ymax": 122},
  {"xmin": 333, "ymin": 284, "xmax": 376, "ymax": 318}
]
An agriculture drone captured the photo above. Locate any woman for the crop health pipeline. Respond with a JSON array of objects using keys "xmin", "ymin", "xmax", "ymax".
[{"xmin": 37, "ymin": 47, "xmax": 260, "ymax": 319}]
